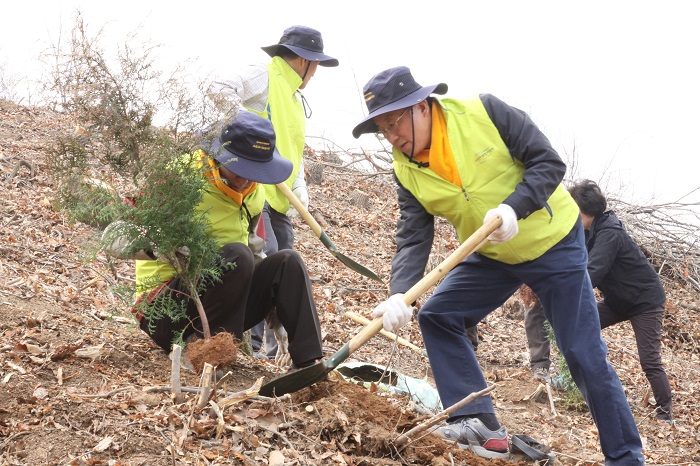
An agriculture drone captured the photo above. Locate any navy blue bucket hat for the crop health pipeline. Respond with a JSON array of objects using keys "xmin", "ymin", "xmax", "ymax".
[
  {"xmin": 262, "ymin": 25, "xmax": 339, "ymax": 67},
  {"xmin": 203, "ymin": 112, "xmax": 292, "ymax": 185},
  {"xmin": 352, "ymin": 66, "xmax": 447, "ymax": 138}
]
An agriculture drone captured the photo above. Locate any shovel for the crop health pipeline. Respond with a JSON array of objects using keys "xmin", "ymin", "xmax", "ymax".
[
  {"xmin": 276, "ymin": 182, "xmax": 382, "ymax": 282},
  {"xmin": 258, "ymin": 215, "xmax": 502, "ymax": 397}
]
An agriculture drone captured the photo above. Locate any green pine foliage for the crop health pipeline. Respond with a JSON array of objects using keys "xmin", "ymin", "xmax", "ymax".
[
  {"xmin": 48, "ymin": 137, "xmax": 120, "ymax": 229},
  {"xmin": 44, "ymin": 13, "xmax": 234, "ymax": 344},
  {"xmin": 124, "ymin": 152, "xmax": 218, "ymax": 282},
  {"xmin": 108, "ymin": 148, "xmax": 227, "ymax": 340},
  {"xmin": 136, "ymin": 293, "xmax": 189, "ymax": 345},
  {"xmin": 545, "ymin": 321, "xmax": 588, "ymax": 412}
]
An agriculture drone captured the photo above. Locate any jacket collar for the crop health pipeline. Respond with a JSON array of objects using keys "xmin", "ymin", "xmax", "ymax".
[{"xmin": 270, "ymin": 56, "xmax": 303, "ymax": 92}]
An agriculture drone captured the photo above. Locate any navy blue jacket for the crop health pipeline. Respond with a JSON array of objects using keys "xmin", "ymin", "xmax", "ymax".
[{"xmin": 587, "ymin": 211, "xmax": 666, "ymax": 316}]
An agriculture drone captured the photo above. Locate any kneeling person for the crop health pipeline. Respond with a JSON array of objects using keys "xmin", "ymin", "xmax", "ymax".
[{"xmin": 133, "ymin": 111, "xmax": 323, "ymax": 370}]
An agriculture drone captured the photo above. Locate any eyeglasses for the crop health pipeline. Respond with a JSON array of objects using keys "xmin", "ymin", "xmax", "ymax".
[{"xmin": 375, "ymin": 108, "xmax": 408, "ymax": 140}]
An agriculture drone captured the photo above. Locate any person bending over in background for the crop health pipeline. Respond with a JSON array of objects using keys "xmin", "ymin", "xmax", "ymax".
[{"xmin": 569, "ymin": 179, "xmax": 672, "ymax": 423}]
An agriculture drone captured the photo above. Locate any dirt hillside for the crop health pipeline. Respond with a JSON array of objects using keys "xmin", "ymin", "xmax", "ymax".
[{"xmin": 1, "ymin": 99, "xmax": 699, "ymax": 465}]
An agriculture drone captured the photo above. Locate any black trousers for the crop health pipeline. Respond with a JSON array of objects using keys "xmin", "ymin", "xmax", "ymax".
[{"xmin": 140, "ymin": 243, "xmax": 323, "ymax": 365}]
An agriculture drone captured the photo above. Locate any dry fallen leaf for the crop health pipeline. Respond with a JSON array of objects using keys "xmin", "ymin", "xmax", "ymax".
[
  {"xmin": 33, "ymin": 386, "xmax": 49, "ymax": 400},
  {"xmin": 93, "ymin": 436, "xmax": 113, "ymax": 452},
  {"xmin": 74, "ymin": 343, "xmax": 105, "ymax": 359},
  {"xmin": 268, "ymin": 450, "xmax": 285, "ymax": 466}
]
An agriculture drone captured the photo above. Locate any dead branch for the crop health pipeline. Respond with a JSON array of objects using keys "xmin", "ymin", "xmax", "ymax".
[
  {"xmin": 72, "ymin": 386, "xmax": 132, "ymax": 398},
  {"xmin": 545, "ymin": 383, "xmax": 558, "ymax": 417},
  {"xmin": 609, "ymin": 196, "xmax": 700, "ymax": 294},
  {"xmin": 170, "ymin": 344, "xmax": 184, "ymax": 403},
  {"xmin": 3, "ymin": 159, "xmax": 36, "ymax": 184},
  {"xmin": 344, "ymin": 311, "xmax": 426, "ymax": 356},
  {"xmin": 196, "ymin": 363, "xmax": 215, "ymax": 409},
  {"xmin": 524, "ymin": 383, "xmax": 545, "ymax": 402},
  {"xmin": 144, "ymin": 385, "xmax": 290, "ymax": 403},
  {"xmin": 394, "ymin": 385, "xmax": 495, "ymax": 448}
]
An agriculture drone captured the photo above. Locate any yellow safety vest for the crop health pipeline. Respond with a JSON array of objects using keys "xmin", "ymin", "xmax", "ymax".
[
  {"xmin": 245, "ymin": 56, "xmax": 305, "ymax": 214},
  {"xmin": 393, "ymin": 97, "xmax": 579, "ymax": 264}
]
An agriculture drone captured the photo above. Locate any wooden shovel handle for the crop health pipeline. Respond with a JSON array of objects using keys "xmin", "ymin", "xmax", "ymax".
[
  {"xmin": 346, "ymin": 215, "xmax": 502, "ymax": 355},
  {"xmin": 403, "ymin": 215, "xmax": 501, "ymax": 304},
  {"xmin": 276, "ymin": 182, "xmax": 325, "ymax": 239}
]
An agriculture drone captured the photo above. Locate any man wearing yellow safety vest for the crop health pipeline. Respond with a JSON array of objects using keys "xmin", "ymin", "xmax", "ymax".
[
  {"xmin": 134, "ymin": 111, "xmax": 323, "ymax": 371},
  {"xmin": 210, "ymin": 25, "xmax": 338, "ymax": 359},
  {"xmin": 352, "ymin": 66, "xmax": 644, "ymax": 464}
]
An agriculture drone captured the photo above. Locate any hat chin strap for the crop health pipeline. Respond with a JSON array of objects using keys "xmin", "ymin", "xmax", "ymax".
[
  {"xmin": 301, "ymin": 60, "xmax": 311, "ymax": 81},
  {"xmin": 404, "ymin": 106, "xmax": 429, "ymax": 168},
  {"xmin": 297, "ymin": 61, "xmax": 313, "ymax": 119}
]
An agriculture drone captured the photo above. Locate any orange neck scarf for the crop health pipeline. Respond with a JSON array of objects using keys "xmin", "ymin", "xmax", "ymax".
[
  {"xmin": 200, "ymin": 153, "xmax": 257, "ymax": 206},
  {"xmin": 413, "ymin": 104, "xmax": 461, "ymax": 186}
]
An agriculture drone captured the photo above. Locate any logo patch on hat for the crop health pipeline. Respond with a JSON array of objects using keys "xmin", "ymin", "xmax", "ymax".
[
  {"xmin": 364, "ymin": 91, "xmax": 375, "ymax": 103},
  {"xmin": 253, "ymin": 140, "xmax": 272, "ymax": 151}
]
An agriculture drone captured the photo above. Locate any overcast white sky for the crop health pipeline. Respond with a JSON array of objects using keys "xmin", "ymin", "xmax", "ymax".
[{"xmin": 2, "ymin": 0, "xmax": 698, "ymax": 204}]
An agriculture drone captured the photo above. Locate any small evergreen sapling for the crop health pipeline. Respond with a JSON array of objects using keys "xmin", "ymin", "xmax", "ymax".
[{"xmin": 104, "ymin": 146, "xmax": 226, "ymax": 344}]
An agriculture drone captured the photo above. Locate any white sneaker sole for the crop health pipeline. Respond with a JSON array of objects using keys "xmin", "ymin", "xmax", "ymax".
[{"xmin": 458, "ymin": 442, "xmax": 510, "ymax": 459}]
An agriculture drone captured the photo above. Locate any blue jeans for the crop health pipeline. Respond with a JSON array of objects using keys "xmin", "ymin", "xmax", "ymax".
[{"xmin": 418, "ymin": 222, "xmax": 644, "ymax": 465}]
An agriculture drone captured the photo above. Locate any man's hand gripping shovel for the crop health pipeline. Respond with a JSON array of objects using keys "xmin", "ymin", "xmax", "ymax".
[{"xmin": 259, "ymin": 215, "xmax": 502, "ymax": 397}]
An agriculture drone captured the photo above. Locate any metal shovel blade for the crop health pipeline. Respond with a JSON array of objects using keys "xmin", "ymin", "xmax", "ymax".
[
  {"xmin": 259, "ymin": 343, "xmax": 353, "ymax": 397},
  {"xmin": 258, "ymin": 216, "xmax": 502, "ymax": 397},
  {"xmin": 321, "ymin": 231, "xmax": 383, "ymax": 282},
  {"xmin": 277, "ymin": 182, "xmax": 383, "ymax": 283},
  {"xmin": 259, "ymin": 318, "xmax": 380, "ymax": 397}
]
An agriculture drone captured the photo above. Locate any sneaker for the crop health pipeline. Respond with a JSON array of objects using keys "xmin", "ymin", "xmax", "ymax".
[
  {"xmin": 533, "ymin": 367, "xmax": 551, "ymax": 384},
  {"xmin": 434, "ymin": 417, "xmax": 509, "ymax": 459}
]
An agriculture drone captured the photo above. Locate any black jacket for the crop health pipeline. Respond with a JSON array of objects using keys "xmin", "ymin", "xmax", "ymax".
[{"xmin": 587, "ymin": 211, "xmax": 666, "ymax": 316}]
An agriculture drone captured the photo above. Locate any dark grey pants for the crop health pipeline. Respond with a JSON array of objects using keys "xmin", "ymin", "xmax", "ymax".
[
  {"xmin": 598, "ymin": 302, "xmax": 672, "ymax": 420},
  {"xmin": 465, "ymin": 325, "xmax": 479, "ymax": 350},
  {"xmin": 524, "ymin": 299, "xmax": 551, "ymax": 370},
  {"xmin": 468, "ymin": 300, "xmax": 551, "ymax": 372}
]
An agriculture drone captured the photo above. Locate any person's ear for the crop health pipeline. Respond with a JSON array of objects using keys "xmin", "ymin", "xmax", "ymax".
[
  {"xmin": 299, "ymin": 57, "xmax": 312, "ymax": 68},
  {"xmin": 418, "ymin": 100, "xmax": 430, "ymax": 115}
]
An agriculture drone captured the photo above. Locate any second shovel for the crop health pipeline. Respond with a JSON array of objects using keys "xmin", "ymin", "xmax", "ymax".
[{"xmin": 276, "ymin": 182, "xmax": 382, "ymax": 282}]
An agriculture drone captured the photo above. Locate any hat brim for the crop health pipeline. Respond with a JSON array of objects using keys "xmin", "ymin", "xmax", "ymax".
[
  {"xmin": 208, "ymin": 137, "xmax": 293, "ymax": 185},
  {"xmin": 261, "ymin": 44, "xmax": 339, "ymax": 67},
  {"xmin": 351, "ymin": 83, "xmax": 447, "ymax": 138}
]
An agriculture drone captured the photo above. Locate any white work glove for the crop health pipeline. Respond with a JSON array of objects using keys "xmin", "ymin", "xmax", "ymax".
[
  {"xmin": 286, "ymin": 168, "xmax": 309, "ymax": 218},
  {"xmin": 372, "ymin": 293, "xmax": 414, "ymax": 333},
  {"xmin": 484, "ymin": 204, "xmax": 519, "ymax": 244}
]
